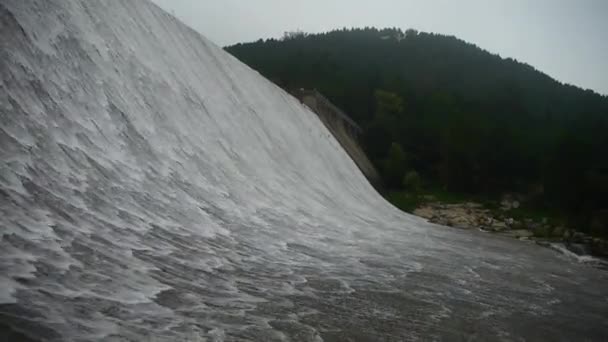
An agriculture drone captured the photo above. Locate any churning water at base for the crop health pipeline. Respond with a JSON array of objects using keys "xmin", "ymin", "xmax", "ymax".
[{"xmin": 1, "ymin": 0, "xmax": 607, "ymax": 341}]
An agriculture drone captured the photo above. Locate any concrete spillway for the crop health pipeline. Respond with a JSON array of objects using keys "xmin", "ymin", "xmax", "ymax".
[{"xmin": 1, "ymin": 0, "xmax": 607, "ymax": 341}]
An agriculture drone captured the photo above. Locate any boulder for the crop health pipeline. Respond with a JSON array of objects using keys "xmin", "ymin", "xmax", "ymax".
[
  {"xmin": 572, "ymin": 232, "xmax": 586, "ymax": 243},
  {"xmin": 551, "ymin": 226, "xmax": 565, "ymax": 238},
  {"xmin": 516, "ymin": 229, "xmax": 533, "ymax": 238},
  {"xmin": 511, "ymin": 220, "xmax": 524, "ymax": 229},
  {"xmin": 532, "ymin": 225, "xmax": 551, "ymax": 238},
  {"xmin": 490, "ymin": 221, "xmax": 508, "ymax": 232},
  {"xmin": 566, "ymin": 243, "xmax": 591, "ymax": 256},
  {"xmin": 413, "ymin": 207, "xmax": 434, "ymax": 220},
  {"xmin": 536, "ymin": 240, "xmax": 551, "ymax": 247},
  {"xmin": 502, "ymin": 229, "xmax": 534, "ymax": 239},
  {"xmin": 590, "ymin": 239, "xmax": 608, "ymax": 257}
]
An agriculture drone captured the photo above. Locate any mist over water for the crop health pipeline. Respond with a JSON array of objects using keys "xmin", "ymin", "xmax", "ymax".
[{"xmin": 1, "ymin": 0, "xmax": 607, "ymax": 341}]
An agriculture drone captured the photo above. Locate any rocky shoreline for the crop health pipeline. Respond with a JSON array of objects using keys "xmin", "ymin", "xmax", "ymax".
[{"xmin": 414, "ymin": 201, "xmax": 608, "ymax": 267}]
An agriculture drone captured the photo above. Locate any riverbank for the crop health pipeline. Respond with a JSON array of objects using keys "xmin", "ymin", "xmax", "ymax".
[{"xmin": 389, "ymin": 192, "xmax": 608, "ymax": 267}]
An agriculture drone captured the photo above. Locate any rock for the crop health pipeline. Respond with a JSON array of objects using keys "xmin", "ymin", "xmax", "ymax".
[
  {"xmin": 435, "ymin": 218, "xmax": 448, "ymax": 226},
  {"xmin": 512, "ymin": 201, "xmax": 520, "ymax": 209},
  {"xmin": 464, "ymin": 202, "xmax": 483, "ymax": 209},
  {"xmin": 563, "ymin": 230, "xmax": 572, "ymax": 240},
  {"xmin": 413, "ymin": 207, "xmax": 435, "ymax": 220},
  {"xmin": 515, "ymin": 229, "xmax": 533, "ymax": 238},
  {"xmin": 572, "ymin": 232, "xmax": 586, "ymax": 243},
  {"xmin": 532, "ymin": 225, "xmax": 551, "ymax": 238},
  {"xmin": 566, "ymin": 243, "xmax": 591, "ymax": 256},
  {"xmin": 590, "ymin": 210, "xmax": 608, "ymax": 235},
  {"xmin": 551, "ymin": 226, "xmax": 565, "ymax": 238},
  {"xmin": 414, "ymin": 201, "xmax": 494, "ymax": 231},
  {"xmin": 533, "ymin": 225, "xmax": 552, "ymax": 237},
  {"xmin": 536, "ymin": 240, "xmax": 551, "ymax": 247},
  {"xmin": 541, "ymin": 217, "xmax": 548, "ymax": 225},
  {"xmin": 511, "ymin": 220, "xmax": 524, "ymax": 229},
  {"xmin": 502, "ymin": 229, "xmax": 534, "ymax": 239},
  {"xmin": 490, "ymin": 221, "xmax": 508, "ymax": 232},
  {"xmin": 590, "ymin": 239, "xmax": 608, "ymax": 257}
]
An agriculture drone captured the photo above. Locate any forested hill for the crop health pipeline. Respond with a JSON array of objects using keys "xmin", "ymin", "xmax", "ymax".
[{"xmin": 226, "ymin": 28, "xmax": 608, "ymax": 235}]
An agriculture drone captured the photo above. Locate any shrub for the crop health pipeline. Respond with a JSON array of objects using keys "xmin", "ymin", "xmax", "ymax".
[{"xmin": 403, "ymin": 170, "xmax": 422, "ymax": 193}]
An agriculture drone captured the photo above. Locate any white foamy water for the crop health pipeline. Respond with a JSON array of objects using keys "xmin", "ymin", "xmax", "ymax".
[{"xmin": 1, "ymin": 0, "xmax": 607, "ymax": 341}]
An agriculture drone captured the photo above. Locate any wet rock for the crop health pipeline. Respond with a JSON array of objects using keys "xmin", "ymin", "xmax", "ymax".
[
  {"xmin": 536, "ymin": 240, "xmax": 551, "ymax": 247},
  {"xmin": 503, "ymin": 229, "xmax": 534, "ymax": 239},
  {"xmin": 500, "ymin": 229, "xmax": 533, "ymax": 239},
  {"xmin": 511, "ymin": 220, "xmax": 524, "ymax": 229},
  {"xmin": 415, "ymin": 202, "xmax": 490, "ymax": 230},
  {"xmin": 590, "ymin": 239, "xmax": 608, "ymax": 257},
  {"xmin": 413, "ymin": 206, "xmax": 435, "ymax": 220},
  {"xmin": 566, "ymin": 243, "xmax": 592, "ymax": 256},
  {"xmin": 551, "ymin": 226, "xmax": 565, "ymax": 238},
  {"xmin": 572, "ymin": 232, "xmax": 586, "ymax": 243},
  {"xmin": 413, "ymin": 200, "xmax": 607, "ymax": 261},
  {"xmin": 490, "ymin": 221, "xmax": 508, "ymax": 232}
]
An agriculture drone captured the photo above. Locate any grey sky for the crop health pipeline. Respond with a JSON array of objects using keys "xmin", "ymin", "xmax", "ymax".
[{"xmin": 151, "ymin": 0, "xmax": 608, "ymax": 95}]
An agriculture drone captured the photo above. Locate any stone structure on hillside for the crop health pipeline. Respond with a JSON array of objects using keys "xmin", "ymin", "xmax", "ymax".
[{"xmin": 294, "ymin": 89, "xmax": 382, "ymax": 190}]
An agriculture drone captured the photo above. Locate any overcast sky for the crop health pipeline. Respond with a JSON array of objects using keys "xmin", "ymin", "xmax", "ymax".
[{"xmin": 151, "ymin": 0, "xmax": 608, "ymax": 95}]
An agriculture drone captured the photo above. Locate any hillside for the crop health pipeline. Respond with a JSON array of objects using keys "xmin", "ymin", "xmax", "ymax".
[{"xmin": 227, "ymin": 28, "xmax": 608, "ymax": 235}]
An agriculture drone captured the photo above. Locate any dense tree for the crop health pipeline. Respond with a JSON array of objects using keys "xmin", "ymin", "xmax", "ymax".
[
  {"xmin": 226, "ymin": 27, "xmax": 608, "ymax": 236},
  {"xmin": 383, "ymin": 143, "xmax": 408, "ymax": 188}
]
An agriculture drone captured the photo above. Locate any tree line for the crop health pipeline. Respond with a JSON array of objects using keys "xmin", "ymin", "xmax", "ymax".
[{"xmin": 226, "ymin": 27, "xmax": 608, "ymax": 236}]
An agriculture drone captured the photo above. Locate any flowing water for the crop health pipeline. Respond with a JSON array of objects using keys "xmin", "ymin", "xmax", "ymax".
[{"xmin": 1, "ymin": 1, "xmax": 607, "ymax": 341}]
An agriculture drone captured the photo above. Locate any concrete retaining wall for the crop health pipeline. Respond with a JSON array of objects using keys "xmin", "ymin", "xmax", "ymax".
[{"xmin": 294, "ymin": 89, "xmax": 383, "ymax": 190}]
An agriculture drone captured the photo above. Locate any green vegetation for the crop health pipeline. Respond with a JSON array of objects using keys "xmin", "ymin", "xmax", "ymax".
[
  {"xmin": 402, "ymin": 170, "xmax": 422, "ymax": 193},
  {"xmin": 387, "ymin": 191, "xmax": 420, "ymax": 213},
  {"xmin": 226, "ymin": 27, "xmax": 608, "ymax": 237},
  {"xmin": 388, "ymin": 187, "xmax": 488, "ymax": 213}
]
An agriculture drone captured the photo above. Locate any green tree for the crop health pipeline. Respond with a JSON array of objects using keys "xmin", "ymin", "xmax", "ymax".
[
  {"xmin": 374, "ymin": 90, "xmax": 404, "ymax": 118},
  {"xmin": 403, "ymin": 170, "xmax": 422, "ymax": 193},
  {"xmin": 227, "ymin": 27, "xmax": 608, "ymax": 236},
  {"xmin": 383, "ymin": 143, "xmax": 408, "ymax": 189}
]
